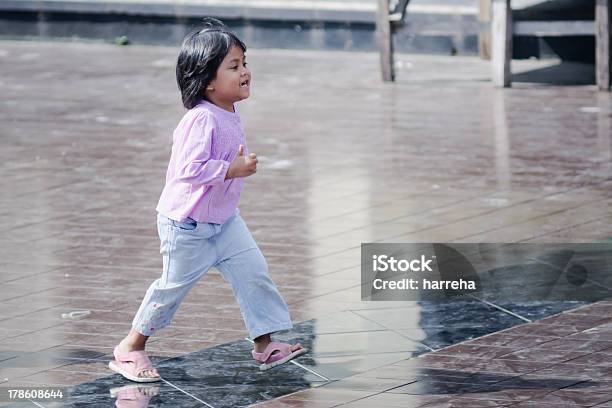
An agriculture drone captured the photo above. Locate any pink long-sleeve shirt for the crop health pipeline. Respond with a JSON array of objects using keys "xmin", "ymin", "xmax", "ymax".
[{"xmin": 156, "ymin": 100, "xmax": 246, "ymax": 224}]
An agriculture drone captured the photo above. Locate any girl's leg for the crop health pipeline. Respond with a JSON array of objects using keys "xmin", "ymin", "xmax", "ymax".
[
  {"xmin": 214, "ymin": 211, "xmax": 295, "ymax": 345},
  {"xmin": 116, "ymin": 215, "xmax": 218, "ymax": 379}
]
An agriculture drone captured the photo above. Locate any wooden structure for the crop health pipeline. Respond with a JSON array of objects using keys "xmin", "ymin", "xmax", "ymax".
[
  {"xmin": 377, "ymin": 0, "xmax": 611, "ymax": 90},
  {"xmin": 479, "ymin": 0, "xmax": 492, "ymax": 59},
  {"xmin": 491, "ymin": 0, "xmax": 611, "ymax": 90},
  {"xmin": 376, "ymin": 0, "xmax": 491, "ymax": 79},
  {"xmin": 376, "ymin": 0, "xmax": 411, "ymax": 82}
]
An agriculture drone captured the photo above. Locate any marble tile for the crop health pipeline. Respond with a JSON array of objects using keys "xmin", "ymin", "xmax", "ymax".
[
  {"xmin": 489, "ymin": 301, "xmax": 590, "ymax": 321},
  {"xmin": 514, "ymin": 390, "xmax": 612, "ymax": 407},
  {"xmin": 289, "ymin": 352, "xmax": 416, "ymax": 381},
  {"xmin": 433, "ymin": 344, "xmax": 516, "ymax": 359},
  {"xmin": 289, "ymin": 311, "xmax": 387, "ymax": 335},
  {"xmin": 397, "ymin": 326, "xmax": 500, "ymax": 350},
  {"xmin": 271, "ymin": 387, "xmax": 373, "ymax": 405},
  {"xmin": 528, "ymin": 363, "xmax": 612, "ymax": 381},
  {"xmin": 429, "ymin": 397, "xmax": 518, "ymax": 407},
  {"xmin": 353, "ymin": 301, "xmax": 523, "ymax": 331},
  {"xmin": 465, "ymin": 333, "xmax": 561, "ymax": 348},
  {"xmin": 321, "ymin": 376, "xmax": 417, "ymax": 393},
  {"xmin": 387, "ymin": 380, "xmax": 486, "ymax": 395},
  {"xmin": 495, "ymin": 348, "xmax": 589, "ymax": 364},
  {"xmin": 274, "ymin": 328, "xmax": 428, "ymax": 358},
  {"xmin": 340, "ymin": 392, "xmax": 452, "ymax": 407}
]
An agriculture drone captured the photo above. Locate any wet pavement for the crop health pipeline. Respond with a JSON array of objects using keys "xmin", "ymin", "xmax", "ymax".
[
  {"xmin": 255, "ymin": 301, "xmax": 612, "ymax": 407},
  {"xmin": 0, "ymin": 40, "xmax": 611, "ymax": 407}
]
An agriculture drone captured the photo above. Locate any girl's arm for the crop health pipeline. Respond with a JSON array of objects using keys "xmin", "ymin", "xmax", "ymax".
[{"xmin": 176, "ymin": 112, "xmax": 230, "ymax": 186}]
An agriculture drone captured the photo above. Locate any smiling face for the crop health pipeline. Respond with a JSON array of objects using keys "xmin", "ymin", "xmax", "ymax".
[{"xmin": 205, "ymin": 45, "xmax": 251, "ymax": 112}]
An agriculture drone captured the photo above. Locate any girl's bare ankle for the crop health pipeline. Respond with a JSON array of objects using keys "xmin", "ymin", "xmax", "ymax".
[
  {"xmin": 119, "ymin": 337, "xmax": 145, "ymax": 352},
  {"xmin": 119, "ymin": 330, "xmax": 149, "ymax": 352},
  {"xmin": 253, "ymin": 335, "xmax": 271, "ymax": 353}
]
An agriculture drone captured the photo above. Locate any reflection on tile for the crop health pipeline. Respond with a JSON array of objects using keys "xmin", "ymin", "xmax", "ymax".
[
  {"xmin": 61, "ymin": 321, "xmax": 322, "ymax": 407},
  {"xmin": 53, "ymin": 294, "xmax": 612, "ymax": 406},
  {"xmin": 355, "ymin": 301, "xmax": 522, "ymax": 330},
  {"xmin": 490, "ymin": 300, "xmax": 588, "ymax": 321},
  {"xmin": 272, "ymin": 321, "xmax": 429, "ymax": 380},
  {"xmin": 321, "ymin": 376, "xmax": 416, "ymax": 393},
  {"xmin": 283, "ymin": 329, "xmax": 427, "ymax": 358},
  {"xmin": 398, "ymin": 326, "xmax": 501, "ymax": 349},
  {"xmin": 55, "ymin": 316, "xmax": 430, "ymax": 405},
  {"xmin": 354, "ymin": 301, "xmax": 524, "ymax": 350},
  {"xmin": 388, "ymin": 379, "xmax": 485, "ymax": 395},
  {"xmin": 110, "ymin": 383, "xmax": 160, "ymax": 407},
  {"xmin": 293, "ymin": 311, "xmax": 387, "ymax": 335},
  {"xmin": 340, "ymin": 392, "xmax": 451, "ymax": 407},
  {"xmin": 294, "ymin": 352, "xmax": 417, "ymax": 381},
  {"xmin": 72, "ymin": 384, "xmax": 204, "ymax": 407}
]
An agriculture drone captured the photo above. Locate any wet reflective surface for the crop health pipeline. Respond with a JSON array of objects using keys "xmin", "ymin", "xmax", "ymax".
[
  {"xmin": 1, "ymin": 299, "xmax": 609, "ymax": 406},
  {"xmin": 0, "ymin": 40, "xmax": 611, "ymax": 407},
  {"xmin": 30, "ymin": 299, "xmax": 604, "ymax": 407}
]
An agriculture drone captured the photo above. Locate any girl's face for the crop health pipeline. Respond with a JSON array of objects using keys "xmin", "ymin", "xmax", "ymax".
[{"xmin": 206, "ymin": 45, "xmax": 251, "ymax": 112}]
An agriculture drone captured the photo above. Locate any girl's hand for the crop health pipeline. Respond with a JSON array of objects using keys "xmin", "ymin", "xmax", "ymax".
[{"xmin": 226, "ymin": 145, "xmax": 258, "ymax": 179}]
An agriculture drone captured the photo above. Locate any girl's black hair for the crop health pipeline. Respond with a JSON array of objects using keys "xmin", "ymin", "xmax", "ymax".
[{"xmin": 176, "ymin": 18, "xmax": 247, "ymax": 109}]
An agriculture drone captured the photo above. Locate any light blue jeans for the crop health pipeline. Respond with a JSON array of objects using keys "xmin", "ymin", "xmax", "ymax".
[{"xmin": 132, "ymin": 209, "xmax": 293, "ymax": 339}]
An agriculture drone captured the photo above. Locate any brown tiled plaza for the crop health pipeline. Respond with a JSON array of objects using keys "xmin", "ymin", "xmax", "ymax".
[{"xmin": 0, "ymin": 39, "xmax": 610, "ymax": 407}]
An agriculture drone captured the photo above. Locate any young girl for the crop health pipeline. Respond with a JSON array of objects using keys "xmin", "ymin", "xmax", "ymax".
[{"xmin": 109, "ymin": 19, "xmax": 306, "ymax": 382}]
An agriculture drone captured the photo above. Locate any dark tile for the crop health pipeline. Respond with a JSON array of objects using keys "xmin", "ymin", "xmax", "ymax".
[
  {"xmin": 523, "ymin": 390, "xmax": 612, "ymax": 407},
  {"xmin": 529, "ymin": 363, "xmax": 612, "ymax": 381},
  {"xmin": 496, "ymin": 348, "xmax": 589, "ymax": 364},
  {"xmin": 435, "ymin": 344, "xmax": 516, "ymax": 359},
  {"xmin": 564, "ymin": 380, "xmax": 612, "ymax": 394},
  {"xmin": 388, "ymin": 380, "xmax": 486, "ymax": 395}
]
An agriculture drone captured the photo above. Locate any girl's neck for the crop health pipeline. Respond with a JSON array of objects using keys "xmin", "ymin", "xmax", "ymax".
[{"xmin": 205, "ymin": 96, "xmax": 234, "ymax": 113}]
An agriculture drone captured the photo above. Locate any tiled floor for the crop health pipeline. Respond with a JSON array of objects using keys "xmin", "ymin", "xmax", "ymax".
[
  {"xmin": 0, "ymin": 40, "xmax": 610, "ymax": 407},
  {"xmin": 260, "ymin": 302, "xmax": 612, "ymax": 408}
]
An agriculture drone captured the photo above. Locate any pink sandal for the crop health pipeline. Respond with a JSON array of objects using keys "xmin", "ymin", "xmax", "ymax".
[
  {"xmin": 252, "ymin": 342, "xmax": 308, "ymax": 371},
  {"xmin": 108, "ymin": 346, "xmax": 161, "ymax": 383}
]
